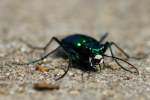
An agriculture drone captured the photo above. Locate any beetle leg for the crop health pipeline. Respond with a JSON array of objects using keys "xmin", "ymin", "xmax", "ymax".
[
  {"xmin": 98, "ymin": 64, "xmax": 102, "ymax": 72},
  {"xmin": 13, "ymin": 48, "xmax": 59, "ymax": 65},
  {"xmin": 99, "ymin": 32, "xmax": 109, "ymax": 43},
  {"xmin": 104, "ymin": 54, "xmax": 139, "ymax": 75},
  {"xmin": 107, "ymin": 41, "xmax": 146, "ymax": 60},
  {"xmin": 55, "ymin": 58, "xmax": 72, "ymax": 80},
  {"xmin": 14, "ymin": 37, "xmax": 63, "ymax": 65},
  {"xmin": 109, "ymin": 41, "xmax": 130, "ymax": 59},
  {"xmin": 42, "ymin": 37, "xmax": 63, "ymax": 52},
  {"xmin": 19, "ymin": 39, "xmax": 46, "ymax": 51},
  {"xmin": 110, "ymin": 41, "xmax": 147, "ymax": 59},
  {"xmin": 20, "ymin": 37, "xmax": 61, "ymax": 52},
  {"xmin": 89, "ymin": 57, "xmax": 93, "ymax": 67},
  {"xmin": 105, "ymin": 42, "xmax": 139, "ymax": 74}
]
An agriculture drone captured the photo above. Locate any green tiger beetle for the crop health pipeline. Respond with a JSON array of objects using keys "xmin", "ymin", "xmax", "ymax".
[{"xmin": 16, "ymin": 33, "xmax": 139, "ymax": 80}]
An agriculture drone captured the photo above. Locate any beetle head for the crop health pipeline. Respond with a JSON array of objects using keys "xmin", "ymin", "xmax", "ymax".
[{"xmin": 89, "ymin": 55, "xmax": 103, "ymax": 69}]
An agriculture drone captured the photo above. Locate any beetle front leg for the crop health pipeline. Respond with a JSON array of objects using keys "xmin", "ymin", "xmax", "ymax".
[
  {"xmin": 55, "ymin": 58, "xmax": 72, "ymax": 80},
  {"xmin": 108, "ymin": 41, "xmax": 146, "ymax": 60},
  {"xmin": 106, "ymin": 42, "xmax": 139, "ymax": 74}
]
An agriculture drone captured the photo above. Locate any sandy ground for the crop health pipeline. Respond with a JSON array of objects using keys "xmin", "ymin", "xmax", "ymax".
[{"xmin": 0, "ymin": 0, "xmax": 150, "ymax": 100}]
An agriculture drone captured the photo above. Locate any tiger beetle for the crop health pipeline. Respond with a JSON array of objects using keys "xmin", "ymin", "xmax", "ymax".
[{"xmin": 16, "ymin": 33, "xmax": 139, "ymax": 80}]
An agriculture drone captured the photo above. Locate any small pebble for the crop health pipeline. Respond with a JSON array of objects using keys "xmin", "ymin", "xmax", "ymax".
[
  {"xmin": 33, "ymin": 81, "xmax": 59, "ymax": 91},
  {"xmin": 35, "ymin": 65, "xmax": 49, "ymax": 73}
]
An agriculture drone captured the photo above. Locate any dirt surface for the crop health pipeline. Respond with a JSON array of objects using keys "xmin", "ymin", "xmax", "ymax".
[{"xmin": 0, "ymin": 0, "xmax": 150, "ymax": 100}]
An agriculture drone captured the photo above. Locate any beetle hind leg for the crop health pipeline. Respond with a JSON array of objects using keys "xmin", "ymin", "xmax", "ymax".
[
  {"xmin": 20, "ymin": 37, "xmax": 61, "ymax": 52},
  {"xmin": 14, "ymin": 37, "xmax": 63, "ymax": 65},
  {"xmin": 99, "ymin": 32, "xmax": 109, "ymax": 43}
]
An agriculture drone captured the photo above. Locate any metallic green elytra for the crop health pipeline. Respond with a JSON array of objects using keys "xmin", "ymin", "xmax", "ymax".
[
  {"xmin": 61, "ymin": 34, "xmax": 108, "ymax": 58},
  {"xmin": 18, "ymin": 33, "xmax": 139, "ymax": 80}
]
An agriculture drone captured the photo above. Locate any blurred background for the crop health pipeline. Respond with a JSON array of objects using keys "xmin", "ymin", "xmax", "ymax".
[{"xmin": 0, "ymin": 0, "xmax": 150, "ymax": 39}]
